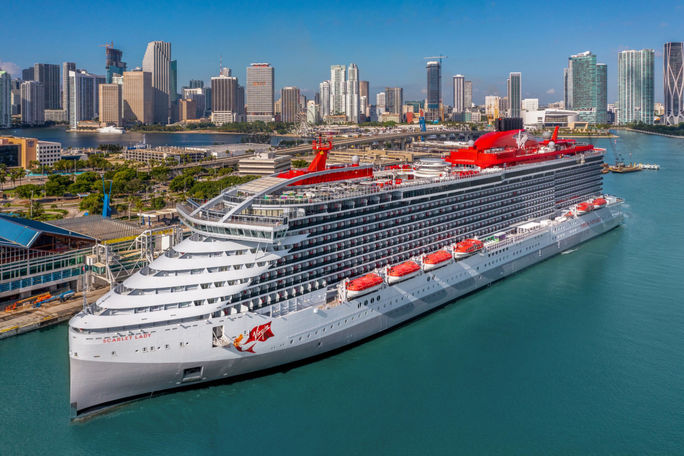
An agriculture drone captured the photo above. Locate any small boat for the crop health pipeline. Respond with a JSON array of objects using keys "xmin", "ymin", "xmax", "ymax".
[
  {"xmin": 608, "ymin": 161, "xmax": 641, "ymax": 173},
  {"xmin": 422, "ymin": 250, "xmax": 452, "ymax": 271},
  {"xmin": 576, "ymin": 202, "xmax": 594, "ymax": 215},
  {"xmin": 346, "ymin": 273, "xmax": 384, "ymax": 298},
  {"xmin": 387, "ymin": 261, "xmax": 421, "ymax": 284},
  {"xmin": 97, "ymin": 125, "xmax": 124, "ymax": 134},
  {"xmin": 592, "ymin": 197, "xmax": 607, "ymax": 208},
  {"xmin": 453, "ymin": 239, "xmax": 484, "ymax": 258}
]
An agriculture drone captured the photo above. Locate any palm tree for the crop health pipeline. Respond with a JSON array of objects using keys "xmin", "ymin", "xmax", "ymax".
[
  {"xmin": 15, "ymin": 168, "xmax": 26, "ymax": 186},
  {"xmin": 0, "ymin": 171, "xmax": 6, "ymax": 190}
]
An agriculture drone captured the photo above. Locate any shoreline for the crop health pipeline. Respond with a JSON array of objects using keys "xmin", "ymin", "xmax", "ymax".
[
  {"xmin": 558, "ymin": 134, "xmax": 618, "ymax": 139},
  {"xmin": 622, "ymin": 128, "xmax": 684, "ymax": 139}
]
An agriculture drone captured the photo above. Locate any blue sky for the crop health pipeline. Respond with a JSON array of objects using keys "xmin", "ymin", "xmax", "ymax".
[{"xmin": 1, "ymin": 0, "xmax": 682, "ymax": 105}]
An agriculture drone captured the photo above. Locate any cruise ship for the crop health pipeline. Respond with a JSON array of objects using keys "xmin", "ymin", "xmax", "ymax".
[{"xmin": 68, "ymin": 127, "xmax": 623, "ymax": 417}]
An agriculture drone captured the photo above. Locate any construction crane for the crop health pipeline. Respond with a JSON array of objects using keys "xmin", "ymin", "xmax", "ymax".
[{"xmin": 99, "ymin": 41, "xmax": 115, "ymax": 50}]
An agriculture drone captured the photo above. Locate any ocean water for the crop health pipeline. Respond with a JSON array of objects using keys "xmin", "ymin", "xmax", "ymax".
[{"xmin": 1, "ymin": 130, "xmax": 683, "ymax": 455}]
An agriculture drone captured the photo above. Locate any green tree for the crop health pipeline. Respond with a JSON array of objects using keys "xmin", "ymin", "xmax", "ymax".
[
  {"xmin": 79, "ymin": 194, "xmax": 103, "ymax": 215},
  {"xmin": 149, "ymin": 166, "xmax": 170, "ymax": 182},
  {"xmin": 291, "ymin": 159, "xmax": 309, "ymax": 169},
  {"xmin": 150, "ymin": 196, "xmax": 166, "ymax": 210},
  {"xmin": 14, "ymin": 184, "xmax": 43, "ymax": 199}
]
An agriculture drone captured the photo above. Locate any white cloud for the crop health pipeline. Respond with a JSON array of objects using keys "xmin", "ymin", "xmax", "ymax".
[
  {"xmin": 0, "ymin": 60, "xmax": 20, "ymax": 76},
  {"xmin": 546, "ymin": 88, "xmax": 556, "ymax": 95}
]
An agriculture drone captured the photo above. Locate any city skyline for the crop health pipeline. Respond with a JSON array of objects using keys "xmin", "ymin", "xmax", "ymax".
[{"xmin": 0, "ymin": 1, "xmax": 682, "ymax": 104}]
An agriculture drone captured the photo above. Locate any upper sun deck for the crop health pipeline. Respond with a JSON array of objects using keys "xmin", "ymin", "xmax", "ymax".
[{"xmin": 176, "ymin": 129, "xmax": 602, "ymax": 243}]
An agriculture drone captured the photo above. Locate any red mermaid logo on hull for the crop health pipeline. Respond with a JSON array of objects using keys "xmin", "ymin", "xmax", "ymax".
[{"xmin": 233, "ymin": 322, "xmax": 274, "ymax": 353}]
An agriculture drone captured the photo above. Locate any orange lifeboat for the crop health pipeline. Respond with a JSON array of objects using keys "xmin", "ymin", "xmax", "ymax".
[
  {"xmin": 387, "ymin": 261, "xmax": 421, "ymax": 284},
  {"xmin": 592, "ymin": 197, "xmax": 607, "ymax": 208},
  {"xmin": 576, "ymin": 202, "xmax": 594, "ymax": 215},
  {"xmin": 346, "ymin": 273, "xmax": 384, "ymax": 298},
  {"xmin": 422, "ymin": 250, "xmax": 452, "ymax": 271},
  {"xmin": 453, "ymin": 239, "xmax": 484, "ymax": 258}
]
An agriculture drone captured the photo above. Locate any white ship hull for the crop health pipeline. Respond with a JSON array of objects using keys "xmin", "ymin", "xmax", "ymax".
[{"xmin": 69, "ymin": 203, "xmax": 622, "ymax": 416}]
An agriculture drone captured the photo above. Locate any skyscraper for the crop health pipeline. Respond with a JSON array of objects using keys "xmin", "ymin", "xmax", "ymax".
[
  {"xmin": 211, "ymin": 74, "xmax": 238, "ymax": 112},
  {"xmin": 452, "ymin": 74, "xmax": 465, "ymax": 113},
  {"xmin": 360, "ymin": 81, "xmax": 369, "ymax": 102},
  {"xmin": 170, "ymin": 60, "xmax": 178, "ymax": 103},
  {"xmin": 105, "ymin": 45, "xmax": 126, "ymax": 83},
  {"xmin": 99, "ymin": 83, "xmax": 122, "ymax": 126},
  {"xmin": 426, "ymin": 60, "xmax": 441, "ymax": 112},
  {"xmin": 507, "ymin": 72, "xmax": 521, "ymax": 118},
  {"xmin": 142, "ymin": 41, "xmax": 171, "ymax": 124},
  {"xmin": 565, "ymin": 51, "xmax": 607, "ymax": 124},
  {"xmin": 123, "ymin": 71, "xmax": 153, "ymax": 124},
  {"xmin": 21, "ymin": 81, "xmax": 45, "ymax": 125},
  {"xmin": 330, "ymin": 65, "xmax": 346, "ymax": 115},
  {"xmin": 664, "ymin": 42, "xmax": 684, "ymax": 125},
  {"xmin": 464, "ymin": 81, "xmax": 472, "ymax": 109},
  {"xmin": 189, "ymin": 80, "xmax": 204, "ymax": 89},
  {"xmin": 281, "ymin": 86, "xmax": 300, "ymax": 123},
  {"xmin": 182, "ymin": 87, "xmax": 206, "ymax": 118},
  {"xmin": 0, "ymin": 71, "xmax": 10, "ymax": 128},
  {"xmin": 596, "ymin": 64, "xmax": 607, "ymax": 124},
  {"xmin": 69, "ymin": 70, "xmax": 99, "ymax": 129},
  {"xmin": 34, "ymin": 63, "xmax": 60, "ymax": 110},
  {"xmin": 617, "ymin": 49, "xmax": 654, "ymax": 125},
  {"xmin": 10, "ymin": 79, "xmax": 21, "ymax": 116},
  {"xmin": 62, "ymin": 62, "xmax": 76, "ymax": 114},
  {"xmin": 22, "ymin": 67, "xmax": 34, "ymax": 81},
  {"xmin": 345, "ymin": 63, "xmax": 360, "ymax": 122},
  {"xmin": 246, "ymin": 63, "xmax": 274, "ymax": 122},
  {"xmin": 385, "ymin": 87, "xmax": 403, "ymax": 115},
  {"xmin": 220, "ymin": 67, "xmax": 231, "ymax": 77},
  {"xmin": 376, "ymin": 92, "xmax": 386, "ymax": 117},
  {"xmin": 319, "ymin": 81, "xmax": 330, "ymax": 118}
]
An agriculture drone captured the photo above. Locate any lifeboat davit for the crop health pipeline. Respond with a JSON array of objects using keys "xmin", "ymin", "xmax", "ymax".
[
  {"xmin": 453, "ymin": 239, "xmax": 484, "ymax": 258},
  {"xmin": 422, "ymin": 250, "xmax": 452, "ymax": 271},
  {"xmin": 387, "ymin": 261, "xmax": 421, "ymax": 284},
  {"xmin": 592, "ymin": 197, "xmax": 607, "ymax": 208},
  {"xmin": 346, "ymin": 273, "xmax": 384, "ymax": 299},
  {"xmin": 576, "ymin": 202, "xmax": 594, "ymax": 215}
]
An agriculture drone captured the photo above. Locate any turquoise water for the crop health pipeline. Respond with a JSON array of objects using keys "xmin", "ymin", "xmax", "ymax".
[{"xmin": 1, "ymin": 131, "xmax": 683, "ymax": 455}]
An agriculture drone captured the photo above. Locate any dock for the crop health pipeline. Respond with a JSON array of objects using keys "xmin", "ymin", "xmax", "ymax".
[{"xmin": 0, "ymin": 287, "xmax": 108, "ymax": 340}]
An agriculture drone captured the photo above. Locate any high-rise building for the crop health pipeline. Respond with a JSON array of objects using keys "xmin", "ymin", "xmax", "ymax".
[
  {"xmin": 105, "ymin": 45, "xmax": 126, "ymax": 83},
  {"xmin": 0, "ymin": 71, "xmax": 10, "ymax": 128},
  {"xmin": 426, "ymin": 60, "xmax": 441, "ymax": 112},
  {"xmin": 189, "ymin": 80, "xmax": 204, "ymax": 89},
  {"xmin": 170, "ymin": 60, "xmax": 178, "ymax": 103},
  {"xmin": 281, "ymin": 86, "xmax": 300, "ymax": 123},
  {"xmin": 62, "ymin": 62, "xmax": 75, "ymax": 114},
  {"xmin": 330, "ymin": 65, "xmax": 346, "ymax": 115},
  {"xmin": 521, "ymin": 98, "xmax": 539, "ymax": 112},
  {"xmin": 220, "ymin": 67, "xmax": 231, "ymax": 77},
  {"xmin": 68, "ymin": 70, "xmax": 100, "ymax": 129},
  {"xmin": 34, "ymin": 63, "xmax": 60, "ymax": 110},
  {"xmin": 179, "ymin": 99, "xmax": 197, "ymax": 121},
  {"xmin": 182, "ymin": 87, "xmax": 206, "ymax": 118},
  {"xmin": 484, "ymin": 95, "xmax": 501, "ymax": 119},
  {"xmin": 21, "ymin": 81, "xmax": 45, "ymax": 125},
  {"xmin": 142, "ymin": 41, "xmax": 171, "ymax": 124},
  {"xmin": 246, "ymin": 63, "xmax": 274, "ymax": 122},
  {"xmin": 319, "ymin": 81, "xmax": 330, "ymax": 118},
  {"xmin": 345, "ymin": 63, "xmax": 360, "ymax": 122},
  {"xmin": 237, "ymin": 85, "xmax": 245, "ymax": 116},
  {"xmin": 564, "ymin": 51, "xmax": 607, "ymax": 124},
  {"xmin": 360, "ymin": 81, "xmax": 369, "ymax": 102},
  {"xmin": 464, "ymin": 81, "xmax": 472, "ymax": 109},
  {"xmin": 507, "ymin": 72, "xmax": 521, "ymax": 118},
  {"xmin": 10, "ymin": 78, "xmax": 21, "ymax": 116},
  {"xmin": 376, "ymin": 92, "xmax": 386, "ymax": 117},
  {"xmin": 452, "ymin": 74, "xmax": 465, "ymax": 113},
  {"xmin": 617, "ymin": 49, "xmax": 654, "ymax": 125},
  {"xmin": 123, "ymin": 71, "xmax": 153, "ymax": 124},
  {"xmin": 360, "ymin": 95, "xmax": 368, "ymax": 122},
  {"xmin": 211, "ymin": 74, "xmax": 238, "ymax": 112},
  {"xmin": 98, "ymin": 83, "xmax": 122, "ymax": 126},
  {"xmin": 596, "ymin": 64, "xmax": 607, "ymax": 124},
  {"xmin": 664, "ymin": 42, "xmax": 684, "ymax": 125},
  {"xmin": 22, "ymin": 67, "xmax": 34, "ymax": 81},
  {"xmin": 385, "ymin": 87, "xmax": 403, "ymax": 115},
  {"xmin": 306, "ymin": 99, "xmax": 319, "ymax": 124}
]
